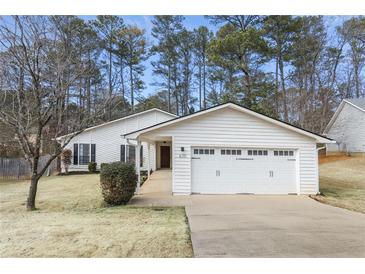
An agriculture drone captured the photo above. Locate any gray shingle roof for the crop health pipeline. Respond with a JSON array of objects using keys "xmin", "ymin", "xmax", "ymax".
[{"xmin": 345, "ymin": 98, "xmax": 365, "ymax": 111}]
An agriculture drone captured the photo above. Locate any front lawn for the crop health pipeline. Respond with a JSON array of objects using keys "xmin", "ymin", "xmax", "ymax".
[
  {"xmin": 314, "ymin": 157, "xmax": 365, "ymax": 214},
  {"xmin": 0, "ymin": 174, "xmax": 193, "ymax": 257}
]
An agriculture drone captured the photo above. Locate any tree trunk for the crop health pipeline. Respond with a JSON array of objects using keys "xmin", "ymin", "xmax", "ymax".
[
  {"xmin": 120, "ymin": 57, "xmax": 125, "ymax": 108},
  {"xmin": 279, "ymin": 56, "xmax": 288, "ymax": 122},
  {"xmin": 168, "ymin": 65, "xmax": 171, "ymax": 112},
  {"xmin": 198, "ymin": 64, "xmax": 202, "ymax": 110},
  {"xmin": 26, "ymin": 175, "xmax": 39, "ymax": 211},
  {"xmin": 275, "ymin": 57, "xmax": 279, "ymax": 117},
  {"xmin": 354, "ymin": 62, "xmax": 360, "ymax": 98},
  {"xmin": 202, "ymin": 54, "xmax": 206, "ymax": 109},
  {"xmin": 130, "ymin": 64, "xmax": 134, "ymax": 112}
]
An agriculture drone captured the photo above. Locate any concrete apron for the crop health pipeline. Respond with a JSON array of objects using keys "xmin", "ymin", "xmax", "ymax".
[
  {"xmin": 129, "ymin": 170, "xmax": 365, "ymax": 258},
  {"xmin": 185, "ymin": 195, "xmax": 365, "ymax": 258}
]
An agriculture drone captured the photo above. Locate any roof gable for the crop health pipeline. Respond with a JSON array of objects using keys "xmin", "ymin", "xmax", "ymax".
[
  {"xmin": 57, "ymin": 108, "xmax": 176, "ymax": 140},
  {"xmin": 324, "ymin": 98, "xmax": 365, "ymax": 134},
  {"xmin": 125, "ymin": 102, "xmax": 333, "ymax": 143}
]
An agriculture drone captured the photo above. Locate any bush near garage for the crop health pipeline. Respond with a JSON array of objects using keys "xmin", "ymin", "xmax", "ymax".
[{"xmin": 100, "ymin": 162, "xmax": 137, "ymax": 205}]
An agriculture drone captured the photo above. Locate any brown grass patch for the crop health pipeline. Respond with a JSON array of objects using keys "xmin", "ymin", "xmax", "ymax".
[
  {"xmin": 318, "ymin": 155, "xmax": 352, "ymax": 164},
  {"xmin": 0, "ymin": 174, "xmax": 193, "ymax": 257},
  {"xmin": 316, "ymin": 157, "xmax": 365, "ymax": 213}
]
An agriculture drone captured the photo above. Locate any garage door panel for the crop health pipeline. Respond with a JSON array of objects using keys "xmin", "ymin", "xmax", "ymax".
[{"xmin": 191, "ymin": 147, "xmax": 297, "ymax": 194}]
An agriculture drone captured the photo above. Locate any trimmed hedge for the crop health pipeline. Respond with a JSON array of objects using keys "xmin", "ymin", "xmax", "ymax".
[
  {"xmin": 88, "ymin": 162, "xmax": 97, "ymax": 173},
  {"xmin": 100, "ymin": 162, "xmax": 137, "ymax": 205}
]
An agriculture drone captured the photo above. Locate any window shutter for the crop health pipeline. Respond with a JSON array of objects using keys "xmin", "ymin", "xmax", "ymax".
[
  {"xmin": 91, "ymin": 144, "xmax": 96, "ymax": 162},
  {"xmin": 120, "ymin": 145, "xmax": 126, "ymax": 162},
  {"xmin": 73, "ymin": 143, "xmax": 78, "ymax": 165},
  {"xmin": 140, "ymin": 146, "xmax": 143, "ymax": 167}
]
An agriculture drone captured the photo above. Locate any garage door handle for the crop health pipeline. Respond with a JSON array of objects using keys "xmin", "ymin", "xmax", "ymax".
[
  {"xmin": 191, "ymin": 157, "xmax": 200, "ymax": 159},
  {"xmin": 236, "ymin": 158, "xmax": 254, "ymax": 160},
  {"xmin": 287, "ymin": 159, "xmax": 296, "ymax": 161}
]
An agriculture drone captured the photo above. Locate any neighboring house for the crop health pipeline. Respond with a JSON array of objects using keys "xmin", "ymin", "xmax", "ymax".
[
  {"xmin": 323, "ymin": 98, "xmax": 365, "ymax": 155},
  {"xmin": 125, "ymin": 102, "xmax": 333, "ymax": 195},
  {"xmin": 56, "ymin": 108, "xmax": 177, "ymax": 172}
]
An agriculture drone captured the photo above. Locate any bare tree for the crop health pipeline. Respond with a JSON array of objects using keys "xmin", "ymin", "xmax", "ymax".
[{"xmin": 0, "ymin": 16, "xmax": 110, "ymax": 210}]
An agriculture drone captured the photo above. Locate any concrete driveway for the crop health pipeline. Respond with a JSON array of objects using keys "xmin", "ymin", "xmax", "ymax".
[
  {"xmin": 185, "ymin": 195, "xmax": 365, "ymax": 257},
  {"xmin": 130, "ymin": 170, "xmax": 365, "ymax": 257}
]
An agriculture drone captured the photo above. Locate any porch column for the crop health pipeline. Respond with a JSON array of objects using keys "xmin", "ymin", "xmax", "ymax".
[
  {"xmin": 147, "ymin": 142, "xmax": 151, "ymax": 179},
  {"xmin": 136, "ymin": 140, "xmax": 141, "ymax": 194}
]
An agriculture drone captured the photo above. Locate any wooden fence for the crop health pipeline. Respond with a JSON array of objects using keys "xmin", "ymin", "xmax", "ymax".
[{"xmin": 0, "ymin": 155, "xmax": 58, "ymax": 180}]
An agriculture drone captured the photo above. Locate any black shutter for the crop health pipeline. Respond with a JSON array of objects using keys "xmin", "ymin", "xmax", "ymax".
[
  {"xmin": 73, "ymin": 143, "xmax": 78, "ymax": 165},
  {"xmin": 120, "ymin": 145, "xmax": 126, "ymax": 162},
  {"xmin": 91, "ymin": 144, "xmax": 96, "ymax": 162},
  {"xmin": 140, "ymin": 146, "xmax": 143, "ymax": 167}
]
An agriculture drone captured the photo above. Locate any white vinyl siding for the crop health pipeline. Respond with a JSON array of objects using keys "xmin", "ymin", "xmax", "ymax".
[
  {"xmin": 63, "ymin": 110, "xmax": 174, "ymax": 171},
  {"xmin": 326, "ymin": 103, "xmax": 365, "ymax": 153},
  {"xmin": 142, "ymin": 107, "xmax": 319, "ymax": 195}
]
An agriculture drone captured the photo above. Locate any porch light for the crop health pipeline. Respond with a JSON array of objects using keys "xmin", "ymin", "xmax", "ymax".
[{"xmin": 181, "ymin": 147, "xmax": 184, "ymax": 152}]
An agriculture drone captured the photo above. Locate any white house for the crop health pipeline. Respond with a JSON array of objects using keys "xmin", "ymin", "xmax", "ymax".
[
  {"xmin": 57, "ymin": 108, "xmax": 177, "ymax": 172},
  {"xmin": 125, "ymin": 102, "xmax": 333, "ymax": 195},
  {"xmin": 323, "ymin": 98, "xmax": 365, "ymax": 155}
]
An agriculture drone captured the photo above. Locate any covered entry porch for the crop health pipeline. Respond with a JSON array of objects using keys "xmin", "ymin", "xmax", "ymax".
[{"xmin": 126, "ymin": 134, "xmax": 173, "ymax": 194}]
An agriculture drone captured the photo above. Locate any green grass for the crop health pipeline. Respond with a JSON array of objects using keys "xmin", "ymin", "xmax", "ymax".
[
  {"xmin": 316, "ymin": 157, "xmax": 365, "ymax": 213},
  {"xmin": 0, "ymin": 174, "xmax": 193, "ymax": 257}
]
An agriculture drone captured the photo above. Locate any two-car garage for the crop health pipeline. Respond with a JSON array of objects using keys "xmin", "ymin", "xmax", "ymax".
[
  {"xmin": 191, "ymin": 147, "xmax": 298, "ymax": 194},
  {"xmin": 125, "ymin": 102, "xmax": 334, "ymax": 195}
]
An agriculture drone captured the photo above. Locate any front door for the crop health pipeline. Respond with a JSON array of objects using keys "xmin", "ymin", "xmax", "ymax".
[{"xmin": 160, "ymin": 146, "xmax": 171, "ymax": 168}]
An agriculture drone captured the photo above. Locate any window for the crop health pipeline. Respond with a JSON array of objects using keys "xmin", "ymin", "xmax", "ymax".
[
  {"xmin": 79, "ymin": 144, "xmax": 90, "ymax": 165},
  {"xmin": 127, "ymin": 145, "xmax": 136, "ymax": 163},
  {"xmin": 274, "ymin": 150, "xmax": 295, "ymax": 157},
  {"xmin": 194, "ymin": 149, "xmax": 199, "ymax": 155},
  {"xmin": 209, "ymin": 149, "xmax": 215, "ymax": 155},
  {"xmin": 222, "ymin": 149, "xmax": 242, "ymax": 155},
  {"xmin": 73, "ymin": 144, "xmax": 78, "ymax": 165},
  {"xmin": 199, "ymin": 149, "xmax": 204, "ymax": 154},
  {"xmin": 121, "ymin": 145, "xmax": 136, "ymax": 163},
  {"xmin": 204, "ymin": 149, "xmax": 209, "ymax": 154},
  {"xmin": 248, "ymin": 149, "xmax": 268, "ymax": 156}
]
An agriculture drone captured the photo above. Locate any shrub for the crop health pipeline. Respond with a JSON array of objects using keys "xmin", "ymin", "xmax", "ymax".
[
  {"xmin": 61, "ymin": 149, "xmax": 72, "ymax": 174},
  {"xmin": 100, "ymin": 163, "xmax": 108, "ymax": 171},
  {"xmin": 88, "ymin": 162, "xmax": 97, "ymax": 173},
  {"xmin": 100, "ymin": 162, "xmax": 137, "ymax": 205}
]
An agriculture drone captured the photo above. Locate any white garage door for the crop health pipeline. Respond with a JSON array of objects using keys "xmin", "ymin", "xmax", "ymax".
[{"xmin": 191, "ymin": 147, "xmax": 297, "ymax": 194}]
